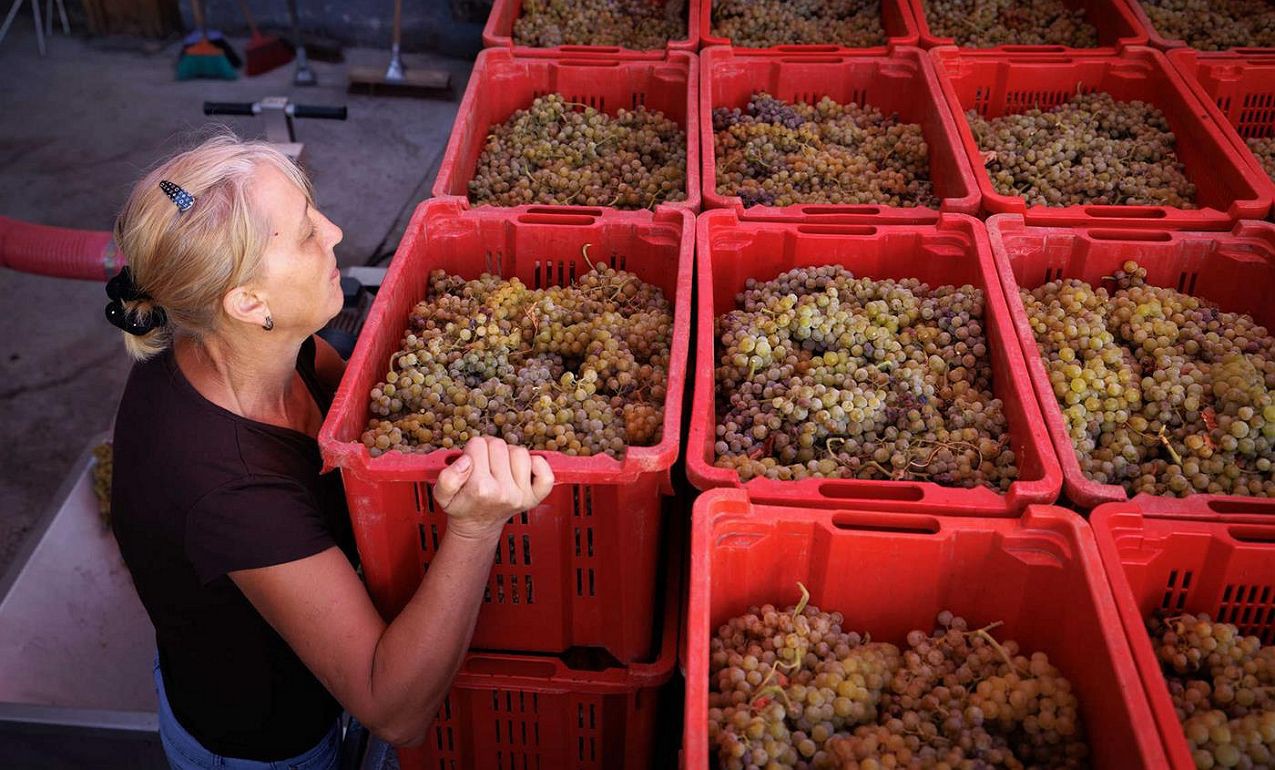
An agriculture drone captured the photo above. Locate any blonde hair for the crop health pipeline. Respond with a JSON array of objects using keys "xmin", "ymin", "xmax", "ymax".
[{"xmin": 112, "ymin": 130, "xmax": 313, "ymax": 360}]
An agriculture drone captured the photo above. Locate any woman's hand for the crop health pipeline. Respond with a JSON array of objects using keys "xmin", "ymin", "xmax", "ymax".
[{"xmin": 432, "ymin": 436, "xmax": 554, "ymax": 541}]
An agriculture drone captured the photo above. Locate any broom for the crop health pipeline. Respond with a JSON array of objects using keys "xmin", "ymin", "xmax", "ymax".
[
  {"xmin": 178, "ymin": 0, "xmax": 238, "ymax": 80},
  {"xmin": 237, "ymin": 0, "xmax": 292, "ymax": 76}
]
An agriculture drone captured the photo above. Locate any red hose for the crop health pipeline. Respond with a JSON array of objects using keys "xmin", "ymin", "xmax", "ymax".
[{"xmin": 0, "ymin": 216, "xmax": 120, "ymax": 281}]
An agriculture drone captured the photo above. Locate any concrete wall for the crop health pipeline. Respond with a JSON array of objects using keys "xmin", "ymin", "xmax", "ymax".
[{"xmin": 181, "ymin": 0, "xmax": 492, "ymax": 58}]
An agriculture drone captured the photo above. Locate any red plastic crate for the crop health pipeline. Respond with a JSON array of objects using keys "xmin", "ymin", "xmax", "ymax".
[
  {"xmin": 700, "ymin": 46, "xmax": 980, "ymax": 219},
  {"xmin": 1167, "ymin": 48, "xmax": 1275, "ymax": 209},
  {"xmin": 686, "ymin": 210, "xmax": 1062, "ymax": 514},
  {"xmin": 988, "ymin": 213, "xmax": 1275, "ymax": 511},
  {"xmin": 432, "ymin": 49, "xmax": 699, "ymax": 214},
  {"xmin": 482, "ymin": 0, "xmax": 700, "ymax": 58},
  {"xmin": 317, "ymin": 199, "xmax": 693, "ymax": 663},
  {"xmin": 909, "ymin": 0, "xmax": 1147, "ymax": 53},
  {"xmin": 1091, "ymin": 501, "xmax": 1275, "ymax": 770},
  {"xmin": 397, "ymin": 524, "xmax": 681, "ymax": 770},
  {"xmin": 684, "ymin": 489, "xmax": 1168, "ymax": 770},
  {"xmin": 931, "ymin": 46, "xmax": 1272, "ymax": 227},
  {"xmin": 1124, "ymin": 0, "xmax": 1275, "ymax": 54},
  {"xmin": 698, "ymin": 0, "xmax": 918, "ymax": 53}
]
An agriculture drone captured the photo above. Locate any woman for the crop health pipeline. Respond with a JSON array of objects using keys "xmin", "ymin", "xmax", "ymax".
[{"xmin": 108, "ymin": 132, "xmax": 553, "ymax": 770}]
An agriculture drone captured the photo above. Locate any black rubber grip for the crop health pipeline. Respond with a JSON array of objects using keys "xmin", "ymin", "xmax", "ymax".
[
  {"xmin": 291, "ymin": 105, "xmax": 347, "ymax": 120},
  {"xmin": 203, "ymin": 102, "xmax": 256, "ymax": 116}
]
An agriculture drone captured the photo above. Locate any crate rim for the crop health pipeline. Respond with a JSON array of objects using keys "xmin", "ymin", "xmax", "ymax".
[
  {"xmin": 1123, "ymin": 0, "xmax": 1275, "ymax": 55},
  {"xmin": 697, "ymin": 0, "xmax": 921, "ymax": 53},
  {"xmin": 317, "ymin": 198, "xmax": 695, "ymax": 485},
  {"xmin": 481, "ymin": 0, "xmax": 701, "ymax": 57},
  {"xmin": 929, "ymin": 44, "xmax": 1274, "ymax": 227},
  {"xmin": 685, "ymin": 209, "xmax": 1064, "ymax": 514},
  {"xmin": 699, "ymin": 44, "xmax": 982, "ymax": 219},
  {"xmin": 430, "ymin": 47, "xmax": 701, "ymax": 216},
  {"xmin": 906, "ymin": 0, "xmax": 1149, "ymax": 54},
  {"xmin": 684, "ymin": 489, "xmax": 1169, "ymax": 770},
  {"xmin": 986, "ymin": 212, "xmax": 1275, "ymax": 512},
  {"xmin": 1165, "ymin": 48, "xmax": 1275, "ymax": 209}
]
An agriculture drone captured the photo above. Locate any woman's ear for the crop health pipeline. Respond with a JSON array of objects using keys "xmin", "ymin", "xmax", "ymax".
[{"xmin": 223, "ymin": 286, "xmax": 271, "ymax": 328}]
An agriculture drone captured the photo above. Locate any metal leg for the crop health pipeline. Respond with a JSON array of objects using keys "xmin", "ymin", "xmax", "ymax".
[
  {"xmin": 55, "ymin": 0, "xmax": 66, "ymax": 34},
  {"xmin": 44, "ymin": 0, "xmax": 49, "ymax": 37},
  {"xmin": 31, "ymin": 0, "xmax": 44, "ymax": 55},
  {"xmin": 0, "ymin": 0, "xmax": 27, "ymax": 46}
]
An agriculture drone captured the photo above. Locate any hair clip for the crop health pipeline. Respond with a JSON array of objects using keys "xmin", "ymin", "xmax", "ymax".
[{"xmin": 159, "ymin": 179, "xmax": 195, "ymax": 212}]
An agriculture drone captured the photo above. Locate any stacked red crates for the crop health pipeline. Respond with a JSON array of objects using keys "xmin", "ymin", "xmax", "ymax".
[
  {"xmin": 325, "ymin": 8, "xmax": 711, "ymax": 767},
  {"xmin": 1092, "ymin": 500, "xmax": 1275, "ymax": 769},
  {"xmin": 1167, "ymin": 49, "xmax": 1275, "ymax": 213},
  {"xmin": 684, "ymin": 489, "xmax": 1170, "ymax": 769},
  {"xmin": 930, "ymin": 46, "xmax": 1272, "ymax": 226},
  {"xmin": 318, "ymin": 200, "xmax": 693, "ymax": 770},
  {"xmin": 988, "ymin": 214, "xmax": 1275, "ymax": 511},
  {"xmin": 688, "ymin": 210, "xmax": 1063, "ymax": 514}
]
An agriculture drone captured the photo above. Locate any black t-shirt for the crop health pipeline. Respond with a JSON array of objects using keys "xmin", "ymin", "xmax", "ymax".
[{"xmin": 111, "ymin": 336, "xmax": 358, "ymax": 761}]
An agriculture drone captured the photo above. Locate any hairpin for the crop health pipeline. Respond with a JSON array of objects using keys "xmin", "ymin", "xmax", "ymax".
[{"xmin": 159, "ymin": 180, "xmax": 195, "ymax": 212}]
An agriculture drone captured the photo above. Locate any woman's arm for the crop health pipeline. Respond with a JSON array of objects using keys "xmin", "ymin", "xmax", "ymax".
[{"xmin": 230, "ymin": 436, "xmax": 553, "ymax": 747}]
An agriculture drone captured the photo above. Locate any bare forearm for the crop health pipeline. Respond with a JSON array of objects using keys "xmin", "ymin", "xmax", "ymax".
[{"xmin": 366, "ymin": 527, "xmax": 500, "ymax": 740}]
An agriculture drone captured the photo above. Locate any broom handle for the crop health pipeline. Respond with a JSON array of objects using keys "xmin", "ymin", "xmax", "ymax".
[
  {"xmin": 235, "ymin": 0, "xmax": 261, "ymax": 37},
  {"xmin": 392, "ymin": 0, "xmax": 401, "ymax": 49},
  {"xmin": 189, "ymin": 0, "xmax": 208, "ymax": 40}
]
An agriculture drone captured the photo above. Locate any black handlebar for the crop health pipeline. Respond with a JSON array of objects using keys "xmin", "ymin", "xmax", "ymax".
[
  {"xmin": 203, "ymin": 102, "xmax": 256, "ymax": 116},
  {"xmin": 202, "ymin": 102, "xmax": 347, "ymax": 120},
  {"xmin": 290, "ymin": 105, "xmax": 347, "ymax": 120}
]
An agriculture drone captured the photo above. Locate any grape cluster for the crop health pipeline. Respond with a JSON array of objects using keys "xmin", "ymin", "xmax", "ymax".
[
  {"xmin": 361, "ymin": 259, "xmax": 672, "ymax": 459},
  {"xmin": 711, "ymin": 0, "xmax": 885, "ymax": 48},
  {"xmin": 968, "ymin": 91, "xmax": 1197, "ymax": 208},
  {"xmin": 921, "ymin": 0, "xmax": 1098, "ymax": 48},
  {"xmin": 713, "ymin": 92, "xmax": 937, "ymax": 209},
  {"xmin": 512, "ymin": 0, "xmax": 685, "ymax": 49},
  {"xmin": 1247, "ymin": 137, "xmax": 1275, "ymax": 182},
  {"xmin": 1148, "ymin": 613, "xmax": 1275, "ymax": 768},
  {"xmin": 1140, "ymin": 0, "xmax": 1275, "ymax": 51},
  {"xmin": 469, "ymin": 93, "xmax": 687, "ymax": 210},
  {"xmin": 708, "ymin": 591, "xmax": 1089, "ymax": 770},
  {"xmin": 1021, "ymin": 260, "xmax": 1275, "ymax": 497},
  {"xmin": 713, "ymin": 265, "xmax": 1018, "ymax": 491}
]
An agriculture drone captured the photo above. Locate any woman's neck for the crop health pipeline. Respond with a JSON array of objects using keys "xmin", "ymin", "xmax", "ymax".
[{"xmin": 175, "ymin": 332, "xmax": 305, "ymax": 426}]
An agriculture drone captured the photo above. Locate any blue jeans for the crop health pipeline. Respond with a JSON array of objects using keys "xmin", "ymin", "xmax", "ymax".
[{"xmin": 153, "ymin": 658, "xmax": 341, "ymax": 770}]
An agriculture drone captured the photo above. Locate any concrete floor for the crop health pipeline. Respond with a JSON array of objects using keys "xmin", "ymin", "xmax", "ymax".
[{"xmin": 0, "ymin": 21, "xmax": 473, "ymax": 575}]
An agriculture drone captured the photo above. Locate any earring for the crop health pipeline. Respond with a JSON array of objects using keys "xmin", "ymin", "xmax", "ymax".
[{"xmin": 262, "ymin": 315, "xmax": 274, "ymax": 331}]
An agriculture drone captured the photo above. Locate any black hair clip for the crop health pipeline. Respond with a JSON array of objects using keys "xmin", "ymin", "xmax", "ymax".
[
  {"xmin": 159, "ymin": 180, "xmax": 195, "ymax": 212},
  {"xmin": 104, "ymin": 267, "xmax": 167, "ymax": 336}
]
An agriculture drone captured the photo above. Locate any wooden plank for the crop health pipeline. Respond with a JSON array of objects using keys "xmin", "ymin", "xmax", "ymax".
[{"xmin": 347, "ymin": 65, "xmax": 451, "ymax": 93}]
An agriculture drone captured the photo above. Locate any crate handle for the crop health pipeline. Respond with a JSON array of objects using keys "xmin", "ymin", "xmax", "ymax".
[
  {"xmin": 463, "ymin": 657, "xmax": 560, "ymax": 678},
  {"xmin": 556, "ymin": 45, "xmax": 622, "ymax": 54},
  {"xmin": 557, "ymin": 59, "xmax": 623, "ymax": 68},
  {"xmin": 517, "ymin": 211, "xmax": 602, "ymax": 226},
  {"xmin": 1086, "ymin": 229, "xmax": 1174, "ymax": 242},
  {"xmin": 1081, "ymin": 206, "xmax": 1167, "ymax": 219},
  {"xmin": 817, "ymin": 481, "xmax": 924, "ymax": 501},
  {"xmin": 780, "ymin": 57, "xmax": 843, "ymax": 65},
  {"xmin": 1226, "ymin": 525, "xmax": 1275, "ymax": 544},
  {"xmin": 797, "ymin": 205, "xmax": 883, "ymax": 216},
  {"xmin": 999, "ymin": 45, "xmax": 1068, "ymax": 53},
  {"xmin": 1210, "ymin": 498, "xmax": 1275, "ymax": 516},
  {"xmin": 795, "ymin": 225, "xmax": 878, "ymax": 236},
  {"xmin": 774, "ymin": 45, "xmax": 842, "ymax": 54},
  {"xmin": 829, "ymin": 512, "xmax": 940, "ymax": 535}
]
